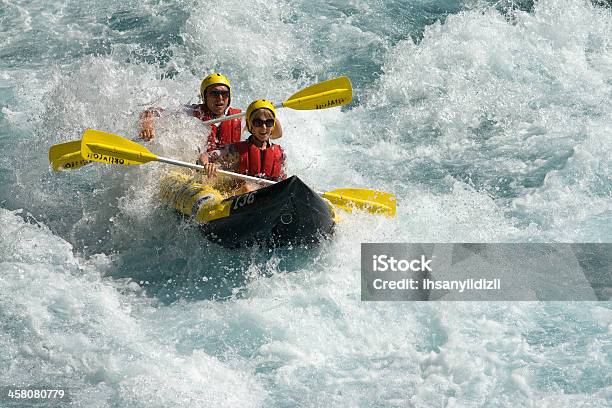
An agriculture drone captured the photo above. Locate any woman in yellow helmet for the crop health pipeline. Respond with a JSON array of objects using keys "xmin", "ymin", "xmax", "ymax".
[
  {"xmin": 139, "ymin": 73, "xmax": 283, "ymax": 150},
  {"xmin": 201, "ymin": 99, "xmax": 286, "ymax": 193}
]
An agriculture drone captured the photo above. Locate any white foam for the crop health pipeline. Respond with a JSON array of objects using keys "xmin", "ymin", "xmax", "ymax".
[
  {"xmin": 1, "ymin": 0, "xmax": 611, "ymax": 406},
  {"xmin": 0, "ymin": 208, "xmax": 266, "ymax": 406}
]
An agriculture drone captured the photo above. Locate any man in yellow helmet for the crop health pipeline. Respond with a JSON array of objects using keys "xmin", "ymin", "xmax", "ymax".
[
  {"xmin": 201, "ymin": 99, "xmax": 286, "ymax": 193},
  {"xmin": 139, "ymin": 74, "xmax": 282, "ymax": 155}
]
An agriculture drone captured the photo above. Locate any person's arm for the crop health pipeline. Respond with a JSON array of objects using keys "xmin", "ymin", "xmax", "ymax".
[
  {"xmin": 198, "ymin": 145, "xmax": 238, "ymax": 177},
  {"xmin": 197, "ymin": 151, "xmax": 209, "ymax": 165},
  {"xmin": 197, "ymin": 142, "xmax": 222, "ymax": 165},
  {"xmin": 197, "ymin": 151, "xmax": 223, "ymax": 178},
  {"xmin": 270, "ymin": 117, "xmax": 283, "ymax": 139},
  {"xmin": 138, "ymin": 108, "xmax": 163, "ymax": 141}
]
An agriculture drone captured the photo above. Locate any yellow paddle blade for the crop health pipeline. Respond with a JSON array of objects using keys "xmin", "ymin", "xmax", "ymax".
[
  {"xmin": 49, "ymin": 140, "xmax": 81, "ymax": 162},
  {"xmin": 287, "ymin": 77, "xmax": 352, "ymax": 101},
  {"xmin": 51, "ymin": 151, "xmax": 92, "ymax": 171},
  {"xmin": 81, "ymin": 129, "xmax": 157, "ymax": 165},
  {"xmin": 49, "ymin": 140, "xmax": 92, "ymax": 171},
  {"xmin": 282, "ymin": 76, "xmax": 352, "ymax": 110},
  {"xmin": 322, "ymin": 188, "xmax": 397, "ymax": 217}
]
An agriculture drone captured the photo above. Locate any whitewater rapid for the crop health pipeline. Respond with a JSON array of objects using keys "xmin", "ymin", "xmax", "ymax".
[{"xmin": 1, "ymin": 0, "xmax": 611, "ymax": 406}]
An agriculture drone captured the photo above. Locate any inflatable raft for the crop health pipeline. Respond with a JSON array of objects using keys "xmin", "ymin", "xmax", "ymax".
[{"xmin": 159, "ymin": 172, "xmax": 337, "ymax": 248}]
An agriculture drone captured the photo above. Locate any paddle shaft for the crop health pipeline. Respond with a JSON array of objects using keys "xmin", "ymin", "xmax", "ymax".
[
  {"xmin": 155, "ymin": 156, "xmax": 275, "ymax": 186},
  {"xmin": 200, "ymin": 88, "xmax": 349, "ymax": 126}
]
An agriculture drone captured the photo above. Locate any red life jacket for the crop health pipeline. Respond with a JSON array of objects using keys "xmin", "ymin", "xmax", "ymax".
[
  {"xmin": 237, "ymin": 140, "xmax": 284, "ymax": 181},
  {"xmin": 191, "ymin": 105, "xmax": 242, "ymax": 152}
]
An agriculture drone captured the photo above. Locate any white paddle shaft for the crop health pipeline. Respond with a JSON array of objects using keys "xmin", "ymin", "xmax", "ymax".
[{"xmin": 155, "ymin": 156, "xmax": 276, "ymax": 186}]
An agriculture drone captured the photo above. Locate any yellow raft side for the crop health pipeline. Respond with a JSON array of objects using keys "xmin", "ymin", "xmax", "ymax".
[{"xmin": 158, "ymin": 172, "xmax": 232, "ymax": 223}]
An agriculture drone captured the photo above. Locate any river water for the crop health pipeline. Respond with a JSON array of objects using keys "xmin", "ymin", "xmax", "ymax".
[{"xmin": 0, "ymin": 0, "xmax": 610, "ymax": 406}]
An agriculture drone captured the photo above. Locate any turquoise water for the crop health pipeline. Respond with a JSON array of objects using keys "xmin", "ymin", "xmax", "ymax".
[{"xmin": 1, "ymin": 0, "xmax": 611, "ymax": 406}]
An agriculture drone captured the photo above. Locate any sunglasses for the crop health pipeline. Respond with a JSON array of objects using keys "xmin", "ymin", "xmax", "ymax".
[
  {"xmin": 207, "ymin": 90, "xmax": 230, "ymax": 98},
  {"xmin": 251, "ymin": 118, "xmax": 275, "ymax": 128}
]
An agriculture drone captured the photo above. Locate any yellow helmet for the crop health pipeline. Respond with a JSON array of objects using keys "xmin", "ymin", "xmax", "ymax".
[
  {"xmin": 200, "ymin": 73, "xmax": 231, "ymax": 101},
  {"xmin": 246, "ymin": 99, "xmax": 276, "ymax": 132}
]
